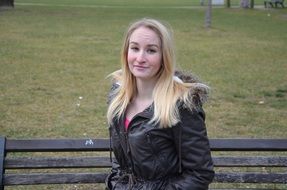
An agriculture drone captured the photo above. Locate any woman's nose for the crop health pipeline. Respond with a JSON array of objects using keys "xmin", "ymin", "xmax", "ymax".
[{"xmin": 136, "ymin": 51, "xmax": 146, "ymax": 63}]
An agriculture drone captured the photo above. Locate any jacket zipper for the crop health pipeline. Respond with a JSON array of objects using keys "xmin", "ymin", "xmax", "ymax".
[
  {"xmin": 124, "ymin": 107, "xmax": 152, "ymax": 177},
  {"xmin": 125, "ymin": 119, "xmax": 136, "ymax": 175}
]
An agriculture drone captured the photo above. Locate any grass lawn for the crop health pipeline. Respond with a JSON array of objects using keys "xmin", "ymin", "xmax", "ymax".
[{"xmin": 0, "ymin": 0, "xmax": 286, "ymax": 189}]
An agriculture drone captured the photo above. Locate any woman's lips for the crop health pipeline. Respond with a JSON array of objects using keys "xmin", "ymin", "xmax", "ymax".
[{"xmin": 134, "ymin": 65, "xmax": 148, "ymax": 69}]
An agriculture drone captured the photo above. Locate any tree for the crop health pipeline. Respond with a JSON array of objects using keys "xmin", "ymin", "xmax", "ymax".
[
  {"xmin": 0, "ymin": 0, "xmax": 14, "ymax": 7},
  {"xmin": 240, "ymin": 0, "xmax": 250, "ymax": 8},
  {"xmin": 205, "ymin": 0, "xmax": 212, "ymax": 28},
  {"xmin": 200, "ymin": 0, "xmax": 205, "ymax": 6}
]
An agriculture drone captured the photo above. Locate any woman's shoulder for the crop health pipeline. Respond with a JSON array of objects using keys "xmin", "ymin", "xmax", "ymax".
[{"xmin": 174, "ymin": 70, "xmax": 209, "ymax": 108}]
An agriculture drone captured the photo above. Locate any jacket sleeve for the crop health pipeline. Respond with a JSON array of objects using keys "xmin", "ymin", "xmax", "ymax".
[
  {"xmin": 105, "ymin": 124, "xmax": 126, "ymax": 190},
  {"xmin": 166, "ymin": 106, "xmax": 214, "ymax": 190},
  {"xmin": 105, "ymin": 158, "xmax": 122, "ymax": 190}
]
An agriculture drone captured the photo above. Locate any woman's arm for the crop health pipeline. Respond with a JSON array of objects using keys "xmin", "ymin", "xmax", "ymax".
[{"xmin": 167, "ymin": 106, "xmax": 214, "ymax": 190}]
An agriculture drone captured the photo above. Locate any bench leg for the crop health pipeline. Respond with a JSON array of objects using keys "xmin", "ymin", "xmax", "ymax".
[{"xmin": 0, "ymin": 137, "xmax": 5, "ymax": 190}]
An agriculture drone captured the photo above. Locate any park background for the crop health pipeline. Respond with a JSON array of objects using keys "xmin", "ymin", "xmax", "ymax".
[{"xmin": 0, "ymin": 0, "xmax": 286, "ymax": 189}]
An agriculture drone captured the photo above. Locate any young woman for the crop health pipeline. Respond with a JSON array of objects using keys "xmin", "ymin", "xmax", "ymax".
[{"xmin": 106, "ymin": 18, "xmax": 214, "ymax": 190}]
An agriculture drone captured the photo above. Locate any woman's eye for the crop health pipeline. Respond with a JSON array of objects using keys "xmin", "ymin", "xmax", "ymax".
[
  {"xmin": 130, "ymin": 47, "xmax": 139, "ymax": 51},
  {"xmin": 147, "ymin": 49, "xmax": 156, "ymax": 54}
]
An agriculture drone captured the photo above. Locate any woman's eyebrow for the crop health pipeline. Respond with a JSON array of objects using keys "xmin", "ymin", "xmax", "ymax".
[
  {"xmin": 129, "ymin": 41, "xmax": 159, "ymax": 48},
  {"xmin": 147, "ymin": 44, "xmax": 160, "ymax": 48}
]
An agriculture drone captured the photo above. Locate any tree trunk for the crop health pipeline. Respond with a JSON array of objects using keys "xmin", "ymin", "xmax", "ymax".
[
  {"xmin": 205, "ymin": 0, "xmax": 212, "ymax": 28},
  {"xmin": 226, "ymin": 0, "xmax": 231, "ymax": 8},
  {"xmin": 0, "ymin": 0, "xmax": 14, "ymax": 7},
  {"xmin": 200, "ymin": 0, "xmax": 205, "ymax": 6},
  {"xmin": 240, "ymin": 0, "xmax": 250, "ymax": 8}
]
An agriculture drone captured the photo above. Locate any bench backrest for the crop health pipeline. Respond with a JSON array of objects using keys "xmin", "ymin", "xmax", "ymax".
[{"xmin": 1, "ymin": 137, "xmax": 287, "ymax": 188}]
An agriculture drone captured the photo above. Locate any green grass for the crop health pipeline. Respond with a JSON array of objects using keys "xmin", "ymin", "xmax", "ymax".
[
  {"xmin": 0, "ymin": 1, "xmax": 286, "ymax": 189},
  {"xmin": 1, "ymin": 0, "xmax": 286, "ymax": 139}
]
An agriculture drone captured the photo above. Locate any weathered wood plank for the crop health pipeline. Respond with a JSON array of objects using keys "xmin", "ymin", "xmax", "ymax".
[
  {"xmin": 214, "ymin": 172, "xmax": 287, "ymax": 183},
  {"xmin": 4, "ymin": 172, "xmax": 287, "ymax": 185},
  {"xmin": 210, "ymin": 139, "xmax": 287, "ymax": 151},
  {"xmin": 212, "ymin": 156, "xmax": 287, "ymax": 167},
  {"xmin": 6, "ymin": 139, "xmax": 287, "ymax": 152},
  {"xmin": 5, "ymin": 156, "xmax": 287, "ymax": 169},
  {"xmin": 4, "ymin": 173, "xmax": 107, "ymax": 185},
  {"xmin": 5, "ymin": 157, "xmax": 112, "ymax": 169},
  {"xmin": 5, "ymin": 139, "xmax": 110, "ymax": 152}
]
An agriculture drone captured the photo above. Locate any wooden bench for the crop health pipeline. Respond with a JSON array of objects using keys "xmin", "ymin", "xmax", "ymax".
[
  {"xmin": 1, "ymin": 137, "xmax": 287, "ymax": 189},
  {"xmin": 264, "ymin": 0, "xmax": 285, "ymax": 8}
]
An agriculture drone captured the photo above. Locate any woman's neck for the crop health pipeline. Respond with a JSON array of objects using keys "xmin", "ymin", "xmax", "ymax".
[
  {"xmin": 135, "ymin": 78, "xmax": 156, "ymax": 101},
  {"xmin": 125, "ymin": 78, "xmax": 156, "ymax": 121}
]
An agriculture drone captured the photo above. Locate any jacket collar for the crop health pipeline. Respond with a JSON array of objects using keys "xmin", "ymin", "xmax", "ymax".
[{"xmin": 137, "ymin": 103, "xmax": 154, "ymax": 119}]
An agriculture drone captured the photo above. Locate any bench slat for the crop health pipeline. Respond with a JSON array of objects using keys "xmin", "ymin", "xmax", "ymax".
[
  {"xmin": 6, "ymin": 139, "xmax": 287, "ymax": 152},
  {"xmin": 4, "ymin": 173, "xmax": 107, "ymax": 185},
  {"xmin": 212, "ymin": 156, "xmax": 287, "ymax": 167},
  {"xmin": 210, "ymin": 139, "xmax": 287, "ymax": 151},
  {"xmin": 4, "ymin": 172, "xmax": 287, "ymax": 185},
  {"xmin": 5, "ymin": 157, "xmax": 112, "ymax": 169},
  {"xmin": 5, "ymin": 156, "xmax": 287, "ymax": 169},
  {"xmin": 5, "ymin": 139, "xmax": 110, "ymax": 152},
  {"xmin": 214, "ymin": 173, "xmax": 287, "ymax": 183}
]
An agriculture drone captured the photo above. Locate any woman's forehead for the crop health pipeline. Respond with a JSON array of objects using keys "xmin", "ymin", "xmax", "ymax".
[{"xmin": 129, "ymin": 27, "xmax": 161, "ymax": 46}]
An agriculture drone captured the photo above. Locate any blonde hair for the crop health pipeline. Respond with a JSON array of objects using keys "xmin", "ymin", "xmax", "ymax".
[{"xmin": 107, "ymin": 18, "xmax": 194, "ymax": 128}]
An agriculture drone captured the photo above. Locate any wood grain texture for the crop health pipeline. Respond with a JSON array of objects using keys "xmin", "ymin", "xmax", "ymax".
[
  {"xmin": 5, "ymin": 138, "xmax": 287, "ymax": 152},
  {"xmin": 5, "ymin": 156, "xmax": 287, "ymax": 169},
  {"xmin": 4, "ymin": 172, "xmax": 287, "ymax": 185},
  {"xmin": 4, "ymin": 173, "xmax": 107, "ymax": 185}
]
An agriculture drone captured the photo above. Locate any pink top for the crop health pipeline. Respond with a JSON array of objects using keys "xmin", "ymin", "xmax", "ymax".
[{"xmin": 124, "ymin": 118, "xmax": 130, "ymax": 131}]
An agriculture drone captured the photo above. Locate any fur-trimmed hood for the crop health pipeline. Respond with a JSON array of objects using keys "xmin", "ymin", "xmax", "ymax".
[{"xmin": 174, "ymin": 70, "xmax": 209, "ymax": 105}]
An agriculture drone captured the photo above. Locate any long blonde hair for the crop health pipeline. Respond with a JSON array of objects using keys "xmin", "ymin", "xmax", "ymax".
[{"xmin": 107, "ymin": 18, "xmax": 195, "ymax": 128}]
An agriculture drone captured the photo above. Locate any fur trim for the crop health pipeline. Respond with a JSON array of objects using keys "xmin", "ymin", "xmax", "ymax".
[{"xmin": 175, "ymin": 70, "xmax": 209, "ymax": 105}]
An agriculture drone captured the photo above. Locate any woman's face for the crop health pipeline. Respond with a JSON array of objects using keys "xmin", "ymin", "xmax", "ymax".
[{"xmin": 127, "ymin": 26, "xmax": 162, "ymax": 82}]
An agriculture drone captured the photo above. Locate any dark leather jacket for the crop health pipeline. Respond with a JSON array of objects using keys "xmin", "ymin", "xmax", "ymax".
[{"xmin": 106, "ymin": 72, "xmax": 214, "ymax": 190}]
